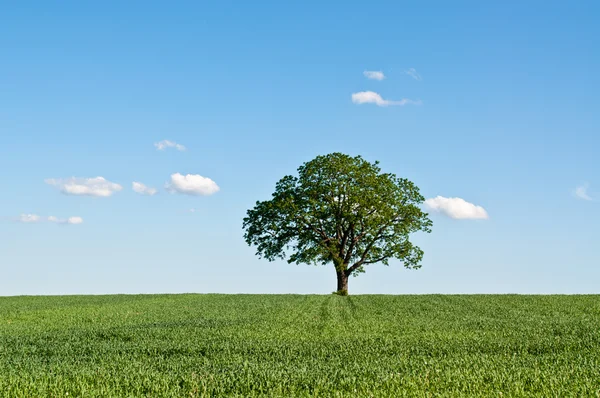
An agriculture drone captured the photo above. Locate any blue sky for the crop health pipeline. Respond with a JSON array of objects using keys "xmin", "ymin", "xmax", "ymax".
[{"xmin": 1, "ymin": 1, "xmax": 598, "ymax": 295}]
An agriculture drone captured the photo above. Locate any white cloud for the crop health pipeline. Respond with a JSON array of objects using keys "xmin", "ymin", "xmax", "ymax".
[
  {"xmin": 45, "ymin": 177, "xmax": 122, "ymax": 197},
  {"xmin": 351, "ymin": 91, "xmax": 421, "ymax": 107},
  {"xmin": 17, "ymin": 214, "xmax": 83, "ymax": 225},
  {"xmin": 574, "ymin": 183, "xmax": 593, "ymax": 201},
  {"xmin": 363, "ymin": 71, "xmax": 385, "ymax": 81},
  {"xmin": 132, "ymin": 182, "xmax": 157, "ymax": 196},
  {"xmin": 48, "ymin": 215, "xmax": 84, "ymax": 225},
  {"xmin": 67, "ymin": 216, "xmax": 84, "ymax": 225},
  {"xmin": 424, "ymin": 196, "xmax": 489, "ymax": 220},
  {"xmin": 166, "ymin": 173, "xmax": 220, "ymax": 196},
  {"xmin": 154, "ymin": 140, "xmax": 186, "ymax": 151},
  {"xmin": 404, "ymin": 68, "xmax": 422, "ymax": 81},
  {"xmin": 18, "ymin": 214, "xmax": 41, "ymax": 223}
]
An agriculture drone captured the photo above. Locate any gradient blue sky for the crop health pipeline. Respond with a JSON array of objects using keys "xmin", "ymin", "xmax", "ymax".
[{"xmin": 1, "ymin": 1, "xmax": 598, "ymax": 295}]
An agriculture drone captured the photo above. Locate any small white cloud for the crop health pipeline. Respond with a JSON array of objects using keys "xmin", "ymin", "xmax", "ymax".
[
  {"xmin": 18, "ymin": 214, "xmax": 41, "ymax": 223},
  {"xmin": 351, "ymin": 91, "xmax": 421, "ymax": 107},
  {"xmin": 574, "ymin": 183, "xmax": 593, "ymax": 201},
  {"xmin": 17, "ymin": 215, "xmax": 83, "ymax": 225},
  {"xmin": 363, "ymin": 71, "xmax": 385, "ymax": 81},
  {"xmin": 154, "ymin": 140, "xmax": 186, "ymax": 151},
  {"xmin": 48, "ymin": 215, "xmax": 84, "ymax": 225},
  {"xmin": 166, "ymin": 173, "xmax": 220, "ymax": 196},
  {"xmin": 425, "ymin": 196, "xmax": 489, "ymax": 220},
  {"xmin": 45, "ymin": 177, "xmax": 122, "ymax": 197},
  {"xmin": 67, "ymin": 216, "xmax": 84, "ymax": 225},
  {"xmin": 404, "ymin": 68, "xmax": 422, "ymax": 81},
  {"xmin": 132, "ymin": 182, "xmax": 158, "ymax": 196}
]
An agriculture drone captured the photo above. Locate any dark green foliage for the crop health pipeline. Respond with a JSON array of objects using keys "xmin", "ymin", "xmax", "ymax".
[
  {"xmin": 1, "ymin": 294, "xmax": 599, "ymax": 397},
  {"xmin": 243, "ymin": 153, "xmax": 432, "ymax": 294}
]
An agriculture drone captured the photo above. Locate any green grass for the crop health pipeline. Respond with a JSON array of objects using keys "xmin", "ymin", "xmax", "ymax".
[{"xmin": 0, "ymin": 294, "xmax": 599, "ymax": 397}]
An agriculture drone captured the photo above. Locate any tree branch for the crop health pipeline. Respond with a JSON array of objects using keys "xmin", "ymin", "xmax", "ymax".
[
  {"xmin": 296, "ymin": 215, "xmax": 329, "ymax": 242},
  {"xmin": 346, "ymin": 215, "xmax": 403, "ymax": 275},
  {"xmin": 363, "ymin": 253, "xmax": 391, "ymax": 265},
  {"xmin": 343, "ymin": 223, "xmax": 356, "ymax": 265}
]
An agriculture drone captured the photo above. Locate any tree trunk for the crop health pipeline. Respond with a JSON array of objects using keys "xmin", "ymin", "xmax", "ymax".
[{"xmin": 336, "ymin": 270, "xmax": 349, "ymax": 295}]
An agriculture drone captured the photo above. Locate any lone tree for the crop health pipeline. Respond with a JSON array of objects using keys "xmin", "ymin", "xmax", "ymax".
[{"xmin": 243, "ymin": 153, "xmax": 432, "ymax": 295}]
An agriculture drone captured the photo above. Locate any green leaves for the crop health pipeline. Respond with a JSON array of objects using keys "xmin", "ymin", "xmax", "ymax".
[{"xmin": 243, "ymin": 153, "xmax": 433, "ymax": 291}]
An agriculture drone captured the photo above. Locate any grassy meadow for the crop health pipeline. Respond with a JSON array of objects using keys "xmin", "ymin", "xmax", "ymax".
[{"xmin": 0, "ymin": 294, "xmax": 599, "ymax": 397}]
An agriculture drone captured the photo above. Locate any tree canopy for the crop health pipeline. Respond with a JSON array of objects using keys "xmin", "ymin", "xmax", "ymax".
[{"xmin": 243, "ymin": 152, "xmax": 432, "ymax": 294}]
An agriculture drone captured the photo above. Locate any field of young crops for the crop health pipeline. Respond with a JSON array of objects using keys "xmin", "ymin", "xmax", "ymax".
[{"xmin": 0, "ymin": 294, "xmax": 598, "ymax": 397}]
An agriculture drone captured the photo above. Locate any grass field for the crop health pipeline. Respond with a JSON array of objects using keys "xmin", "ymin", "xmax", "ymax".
[{"xmin": 0, "ymin": 294, "xmax": 599, "ymax": 397}]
